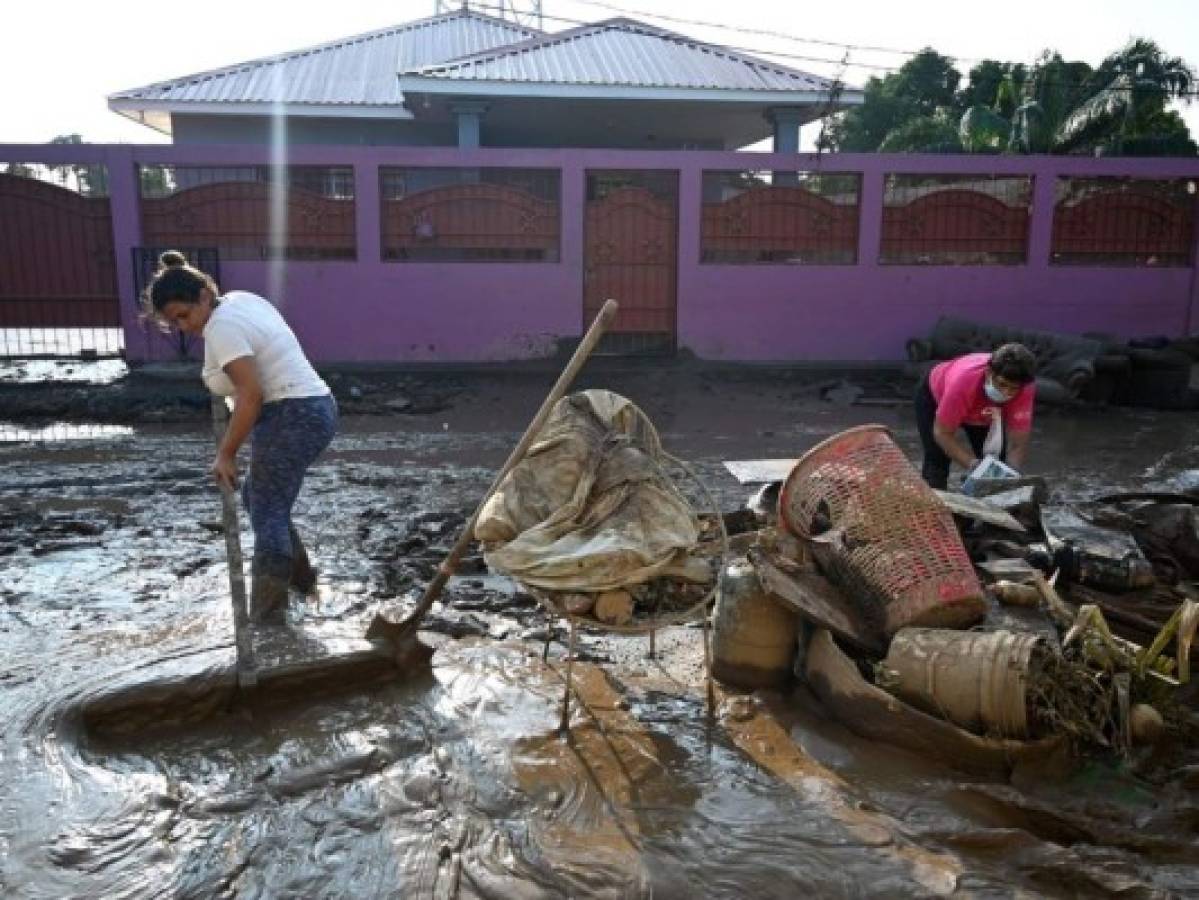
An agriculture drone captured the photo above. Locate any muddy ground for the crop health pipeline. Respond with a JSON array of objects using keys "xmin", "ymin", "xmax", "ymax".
[{"xmin": 4, "ymin": 364, "xmax": 1199, "ymax": 898}]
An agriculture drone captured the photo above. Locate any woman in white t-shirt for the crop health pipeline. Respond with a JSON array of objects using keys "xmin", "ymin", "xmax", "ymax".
[{"xmin": 145, "ymin": 251, "xmax": 337, "ymax": 624}]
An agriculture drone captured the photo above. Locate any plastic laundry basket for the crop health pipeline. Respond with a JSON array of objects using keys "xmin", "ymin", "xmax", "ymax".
[{"xmin": 778, "ymin": 425, "xmax": 985, "ymax": 635}]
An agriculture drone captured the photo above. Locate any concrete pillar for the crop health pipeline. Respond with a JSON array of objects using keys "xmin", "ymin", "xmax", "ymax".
[
  {"xmin": 354, "ymin": 161, "xmax": 381, "ymax": 264},
  {"xmin": 1185, "ymin": 180, "xmax": 1199, "ymax": 334},
  {"xmin": 451, "ymin": 102, "xmax": 489, "ymax": 149},
  {"xmin": 767, "ymin": 107, "xmax": 805, "ymax": 154},
  {"xmin": 104, "ymin": 146, "xmax": 146, "ymax": 362},
  {"xmin": 1026, "ymin": 162, "xmax": 1057, "ymax": 274},
  {"xmin": 857, "ymin": 163, "xmax": 884, "ymax": 268},
  {"xmin": 766, "ymin": 107, "xmax": 805, "ymax": 186}
]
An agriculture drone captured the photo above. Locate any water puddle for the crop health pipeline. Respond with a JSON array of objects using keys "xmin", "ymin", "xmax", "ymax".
[{"xmin": 0, "ymin": 421, "xmax": 135, "ymax": 442}]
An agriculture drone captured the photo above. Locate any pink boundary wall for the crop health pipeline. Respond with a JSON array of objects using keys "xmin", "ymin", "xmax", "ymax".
[{"xmin": 2, "ymin": 144, "xmax": 1198, "ymax": 364}]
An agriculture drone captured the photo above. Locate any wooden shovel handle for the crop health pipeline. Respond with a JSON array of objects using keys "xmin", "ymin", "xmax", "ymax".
[{"xmin": 212, "ymin": 397, "xmax": 257, "ymax": 686}]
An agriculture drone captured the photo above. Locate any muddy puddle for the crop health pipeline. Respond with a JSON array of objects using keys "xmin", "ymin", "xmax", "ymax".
[{"xmin": 4, "ymin": 392, "xmax": 1199, "ymax": 897}]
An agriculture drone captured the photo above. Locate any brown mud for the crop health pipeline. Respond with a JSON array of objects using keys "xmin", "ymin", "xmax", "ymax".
[{"xmin": 4, "ymin": 369, "xmax": 1199, "ymax": 897}]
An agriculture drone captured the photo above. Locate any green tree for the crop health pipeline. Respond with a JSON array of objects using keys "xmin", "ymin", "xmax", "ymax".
[
  {"xmin": 826, "ymin": 39, "xmax": 1195, "ymax": 156},
  {"xmin": 890, "ymin": 49, "xmax": 961, "ymax": 117},
  {"xmin": 961, "ymin": 40, "xmax": 1196, "ymax": 156},
  {"xmin": 878, "ymin": 114, "xmax": 963, "ymax": 152},
  {"xmin": 48, "ymin": 133, "xmax": 108, "ymax": 195},
  {"xmin": 958, "ymin": 106, "xmax": 1010, "ymax": 152},
  {"xmin": 957, "ymin": 60, "xmax": 1006, "ymax": 112},
  {"xmin": 1115, "ymin": 109, "xmax": 1197, "ymax": 155},
  {"xmin": 822, "ymin": 49, "xmax": 962, "ymax": 151},
  {"xmin": 956, "ymin": 61, "xmax": 1027, "ymax": 117},
  {"xmin": 1021, "ymin": 52, "xmax": 1096, "ymax": 140},
  {"xmin": 1059, "ymin": 39, "xmax": 1195, "ymax": 155},
  {"xmin": 139, "ymin": 165, "xmax": 173, "ymax": 197},
  {"xmin": 820, "ymin": 75, "xmax": 904, "ymax": 151},
  {"xmin": 992, "ymin": 72, "xmax": 1026, "ymax": 118}
]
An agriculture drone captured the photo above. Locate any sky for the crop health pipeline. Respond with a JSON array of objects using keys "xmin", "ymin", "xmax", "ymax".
[{"xmin": 0, "ymin": 0, "xmax": 1195, "ymax": 146}]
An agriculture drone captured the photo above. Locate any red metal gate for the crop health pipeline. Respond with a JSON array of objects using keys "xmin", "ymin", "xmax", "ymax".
[
  {"xmin": 584, "ymin": 171, "xmax": 678, "ymax": 354},
  {"xmin": 0, "ymin": 173, "xmax": 122, "ymax": 358}
]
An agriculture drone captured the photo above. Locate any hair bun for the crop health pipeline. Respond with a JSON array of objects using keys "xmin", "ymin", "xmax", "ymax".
[{"xmin": 158, "ymin": 250, "xmax": 188, "ymax": 269}]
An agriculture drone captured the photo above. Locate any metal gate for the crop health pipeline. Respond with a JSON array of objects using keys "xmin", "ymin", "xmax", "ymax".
[
  {"xmin": 0, "ymin": 172, "xmax": 123, "ymax": 359},
  {"xmin": 583, "ymin": 170, "xmax": 678, "ymax": 355}
]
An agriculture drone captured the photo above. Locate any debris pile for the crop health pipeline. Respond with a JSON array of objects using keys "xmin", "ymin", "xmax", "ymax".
[{"xmin": 719, "ymin": 425, "xmax": 1199, "ymax": 769}]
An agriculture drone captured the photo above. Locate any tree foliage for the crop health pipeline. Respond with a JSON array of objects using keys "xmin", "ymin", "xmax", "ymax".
[
  {"xmin": 48, "ymin": 134, "xmax": 108, "ymax": 195},
  {"xmin": 822, "ymin": 38, "xmax": 1196, "ymax": 156},
  {"xmin": 820, "ymin": 49, "xmax": 960, "ymax": 151},
  {"xmin": 878, "ymin": 114, "xmax": 962, "ymax": 153}
]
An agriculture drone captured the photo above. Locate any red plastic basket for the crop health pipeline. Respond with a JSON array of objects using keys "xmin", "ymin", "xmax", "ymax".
[{"xmin": 778, "ymin": 425, "xmax": 985, "ymax": 635}]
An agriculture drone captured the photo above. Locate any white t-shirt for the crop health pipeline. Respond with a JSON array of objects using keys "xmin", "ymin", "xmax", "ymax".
[{"xmin": 201, "ymin": 291, "xmax": 329, "ymax": 402}]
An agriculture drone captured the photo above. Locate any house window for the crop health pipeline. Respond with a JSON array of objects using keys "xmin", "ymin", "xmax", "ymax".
[
  {"xmin": 881, "ymin": 174, "xmax": 1032, "ymax": 265},
  {"xmin": 1052, "ymin": 177, "xmax": 1196, "ymax": 266},
  {"xmin": 380, "ymin": 168, "xmax": 560, "ymax": 263},
  {"xmin": 700, "ymin": 171, "xmax": 860, "ymax": 265},
  {"xmin": 137, "ymin": 165, "xmax": 356, "ymax": 260}
]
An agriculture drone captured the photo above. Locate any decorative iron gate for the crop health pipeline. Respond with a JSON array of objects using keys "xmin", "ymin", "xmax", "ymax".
[
  {"xmin": 584, "ymin": 170, "xmax": 678, "ymax": 355},
  {"xmin": 0, "ymin": 173, "xmax": 122, "ymax": 359}
]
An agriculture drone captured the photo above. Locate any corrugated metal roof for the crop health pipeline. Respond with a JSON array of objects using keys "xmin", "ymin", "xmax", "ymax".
[
  {"xmin": 110, "ymin": 10, "xmax": 540, "ymax": 106},
  {"xmin": 404, "ymin": 18, "xmax": 837, "ymax": 93}
]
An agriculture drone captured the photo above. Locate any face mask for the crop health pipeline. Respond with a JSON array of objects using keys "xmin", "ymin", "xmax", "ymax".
[{"xmin": 984, "ymin": 378, "xmax": 1010, "ymax": 404}]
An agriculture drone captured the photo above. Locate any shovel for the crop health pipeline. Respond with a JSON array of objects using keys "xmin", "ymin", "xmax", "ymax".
[
  {"xmin": 80, "ymin": 304, "xmax": 620, "ymax": 740},
  {"xmin": 367, "ymin": 298, "xmax": 619, "ymax": 659},
  {"xmin": 81, "ymin": 391, "xmax": 430, "ymax": 739},
  {"xmin": 212, "ymin": 397, "xmax": 257, "ymax": 688}
]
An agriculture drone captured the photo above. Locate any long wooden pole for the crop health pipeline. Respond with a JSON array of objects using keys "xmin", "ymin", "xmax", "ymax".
[
  {"xmin": 212, "ymin": 397, "xmax": 257, "ymax": 687},
  {"xmin": 368, "ymin": 299, "xmax": 619, "ymax": 648}
]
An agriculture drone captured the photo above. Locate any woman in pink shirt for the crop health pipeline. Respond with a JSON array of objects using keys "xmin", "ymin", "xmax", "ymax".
[{"xmin": 914, "ymin": 343, "xmax": 1037, "ymax": 489}]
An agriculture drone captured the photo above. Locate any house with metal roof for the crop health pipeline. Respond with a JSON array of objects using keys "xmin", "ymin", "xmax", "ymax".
[{"xmin": 109, "ymin": 8, "xmax": 861, "ymax": 151}]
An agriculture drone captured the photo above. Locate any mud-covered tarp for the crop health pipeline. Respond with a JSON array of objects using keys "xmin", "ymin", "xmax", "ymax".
[{"xmin": 475, "ymin": 390, "xmax": 699, "ymax": 592}]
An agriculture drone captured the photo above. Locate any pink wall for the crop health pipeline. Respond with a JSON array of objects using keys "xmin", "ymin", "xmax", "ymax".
[{"xmin": 2, "ymin": 144, "xmax": 1197, "ymax": 364}]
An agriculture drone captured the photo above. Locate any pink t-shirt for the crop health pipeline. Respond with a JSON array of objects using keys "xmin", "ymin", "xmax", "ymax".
[{"xmin": 929, "ymin": 353, "xmax": 1035, "ymax": 434}]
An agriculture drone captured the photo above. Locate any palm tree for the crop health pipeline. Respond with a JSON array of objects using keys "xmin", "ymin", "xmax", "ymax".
[{"xmin": 960, "ymin": 40, "xmax": 1195, "ymax": 155}]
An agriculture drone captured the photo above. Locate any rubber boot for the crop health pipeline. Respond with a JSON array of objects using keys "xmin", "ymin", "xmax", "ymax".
[
  {"xmin": 250, "ymin": 552, "xmax": 292, "ymax": 625},
  {"xmin": 288, "ymin": 525, "xmax": 317, "ymax": 594}
]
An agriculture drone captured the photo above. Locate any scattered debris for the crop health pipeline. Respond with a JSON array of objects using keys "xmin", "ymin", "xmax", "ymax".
[
  {"xmin": 992, "ymin": 581, "xmax": 1041, "ymax": 607},
  {"xmin": 821, "ymin": 380, "xmax": 864, "ymax": 407},
  {"xmin": 711, "ymin": 558, "xmax": 799, "ymax": 689},
  {"xmin": 724, "ymin": 422, "xmax": 1199, "ymax": 771},
  {"xmin": 936, "ymin": 490, "xmax": 1027, "ymax": 533},
  {"xmin": 593, "ymin": 589, "xmax": 634, "ymax": 626},
  {"xmin": 1042, "ymin": 506, "xmax": 1156, "ymax": 592},
  {"xmin": 751, "ymin": 548, "xmax": 883, "ymax": 655}
]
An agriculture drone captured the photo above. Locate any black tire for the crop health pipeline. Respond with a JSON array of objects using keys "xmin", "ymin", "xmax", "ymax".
[
  {"xmin": 1114, "ymin": 363, "xmax": 1193, "ymax": 409},
  {"xmin": 1127, "ymin": 347, "xmax": 1193, "ymax": 370},
  {"xmin": 1093, "ymin": 353, "xmax": 1132, "ymax": 376},
  {"xmin": 1078, "ymin": 372, "xmax": 1118, "ymax": 405}
]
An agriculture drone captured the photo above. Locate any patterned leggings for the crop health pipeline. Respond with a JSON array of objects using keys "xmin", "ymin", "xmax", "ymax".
[{"xmin": 240, "ymin": 394, "xmax": 337, "ymax": 557}]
